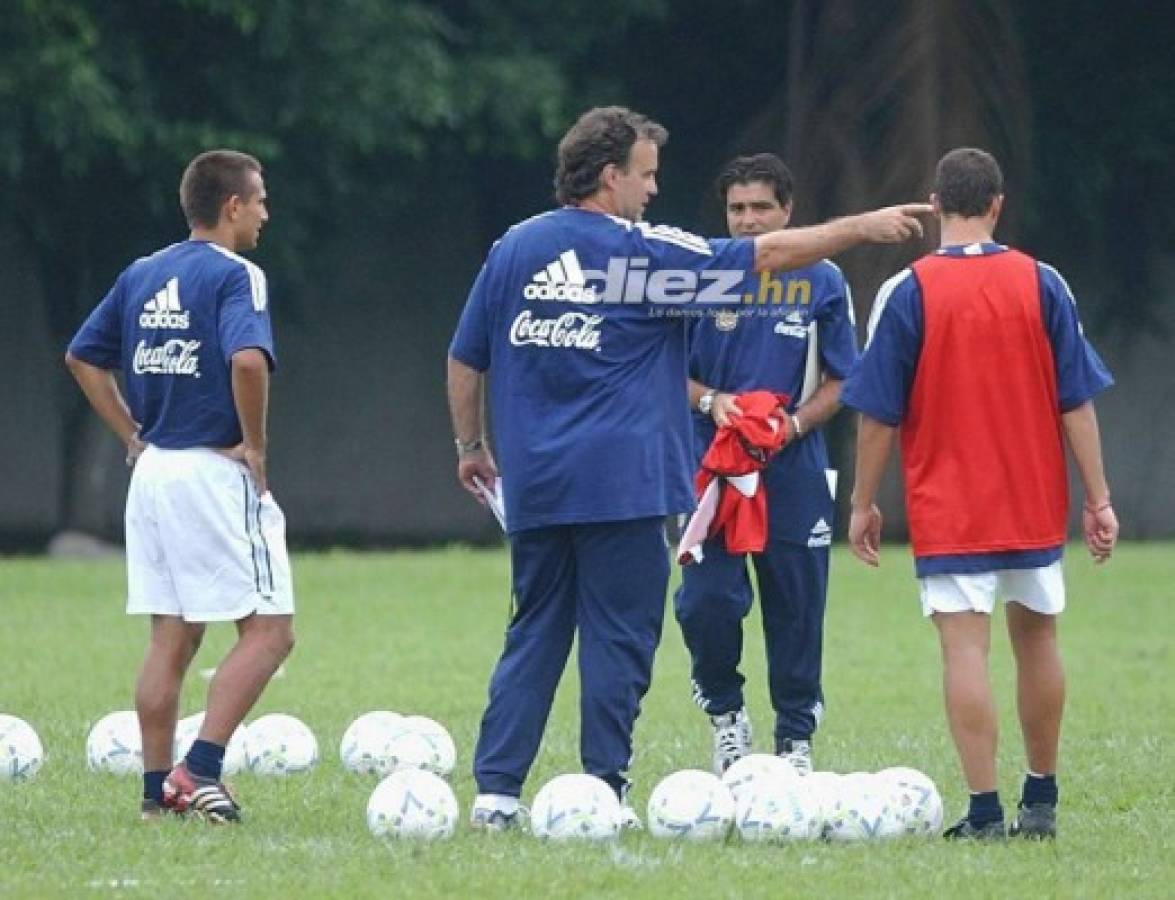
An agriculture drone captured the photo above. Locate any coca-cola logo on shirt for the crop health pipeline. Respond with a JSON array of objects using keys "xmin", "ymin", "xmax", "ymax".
[
  {"xmin": 132, "ymin": 339, "xmax": 202, "ymax": 377},
  {"xmin": 509, "ymin": 311, "xmax": 602, "ymax": 351}
]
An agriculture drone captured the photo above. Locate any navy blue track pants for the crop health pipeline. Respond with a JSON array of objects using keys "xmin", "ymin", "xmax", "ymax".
[
  {"xmin": 473, "ymin": 517, "xmax": 668, "ymax": 797},
  {"xmin": 674, "ymin": 539, "xmax": 828, "ymax": 747}
]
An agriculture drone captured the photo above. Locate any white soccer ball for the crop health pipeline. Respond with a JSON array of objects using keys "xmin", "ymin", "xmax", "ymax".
[
  {"xmin": 339, "ymin": 711, "xmax": 408, "ymax": 776},
  {"xmin": 0, "ymin": 714, "xmax": 44, "ymax": 782},
  {"xmin": 647, "ymin": 769, "xmax": 734, "ymax": 841},
  {"xmin": 382, "ymin": 716, "xmax": 455, "ymax": 777},
  {"xmin": 86, "ymin": 710, "xmax": 143, "ymax": 776},
  {"xmin": 401, "ymin": 715, "xmax": 456, "ymax": 777},
  {"xmin": 172, "ymin": 712, "xmax": 248, "ymax": 775},
  {"xmin": 824, "ymin": 773, "xmax": 896, "ymax": 842},
  {"xmin": 531, "ymin": 774, "xmax": 622, "ymax": 842},
  {"xmin": 801, "ymin": 771, "xmax": 844, "ymax": 837},
  {"xmin": 367, "ymin": 769, "xmax": 459, "ymax": 840},
  {"xmin": 721, "ymin": 753, "xmax": 799, "ymax": 805},
  {"xmin": 245, "ymin": 713, "xmax": 319, "ymax": 775},
  {"xmin": 878, "ymin": 766, "xmax": 943, "ymax": 836},
  {"xmin": 735, "ymin": 772, "xmax": 822, "ymax": 842}
]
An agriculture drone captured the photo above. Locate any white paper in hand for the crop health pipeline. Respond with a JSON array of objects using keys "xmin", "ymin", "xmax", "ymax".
[{"xmin": 472, "ymin": 476, "xmax": 507, "ymax": 531}]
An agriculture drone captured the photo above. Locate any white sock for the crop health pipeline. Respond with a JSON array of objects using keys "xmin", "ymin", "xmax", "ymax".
[{"xmin": 475, "ymin": 793, "xmax": 519, "ymax": 815}]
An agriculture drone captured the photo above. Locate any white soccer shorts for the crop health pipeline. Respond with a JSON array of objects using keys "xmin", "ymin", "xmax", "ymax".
[
  {"xmin": 918, "ymin": 561, "xmax": 1064, "ymax": 618},
  {"xmin": 125, "ymin": 446, "xmax": 294, "ymax": 622}
]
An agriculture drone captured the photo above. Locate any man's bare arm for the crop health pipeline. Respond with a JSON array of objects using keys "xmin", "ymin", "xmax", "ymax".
[
  {"xmin": 64, "ymin": 352, "xmax": 144, "ymax": 462},
  {"xmin": 687, "ymin": 378, "xmax": 742, "ymax": 428},
  {"xmin": 792, "ymin": 377, "xmax": 844, "ymax": 435},
  {"xmin": 1061, "ymin": 401, "xmax": 1110, "ymax": 506},
  {"xmin": 231, "ymin": 348, "xmax": 270, "ymax": 494},
  {"xmin": 848, "ymin": 415, "xmax": 898, "ymax": 566},
  {"xmin": 1061, "ymin": 400, "xmax": 1117, "ymax": 562},
  {"xmin": 754, "ymin": 204, "xmax": 933, "ymax": 273},
  {"xmin": 688, "ymin": 376, "xmax": 843, "ymax": 438},
  {"xmin": 449, "ymin": 356, "xmax": 486, "ymax": 448},
  {"xmin": 447, "ymin": 355, "xmax": 498, "ymax": 501}
]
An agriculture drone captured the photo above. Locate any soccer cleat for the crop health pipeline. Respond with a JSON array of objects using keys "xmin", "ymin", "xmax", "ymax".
[
  {"xmin": 619, "ymin": 803, "xmax": 644, "ymax": 831},
  {"xmin": 162, "ymin": 762, "xmax": 241, "ymax": 824},
  {"xmin": 778, "ymin": 738, "xmax": 813, "ymax": 775},
  {"xmin": 1009, "ymin": 802, "xmax": 1057, "ymax": 840},
  {"xmin": 469, "ymin": 800, "xmax": 527, "ymax": 833},
  {"xmin": 711, "ymin": 708, "xmax": 752, "ymax": 774},
  {"xmin": 943, "ymin": 816, "xmax": 1007, "ymax": 841}
]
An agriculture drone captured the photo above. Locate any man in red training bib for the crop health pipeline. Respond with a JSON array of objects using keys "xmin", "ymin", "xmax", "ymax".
[{"xmin": 841, "ymin": 148, "xmax": 1117, "ymax": 842}]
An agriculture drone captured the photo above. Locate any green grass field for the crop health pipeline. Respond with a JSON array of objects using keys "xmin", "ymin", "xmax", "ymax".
[{"xmin": 1, "ymin": 544, "xmax": 1171, "ymax": 898}]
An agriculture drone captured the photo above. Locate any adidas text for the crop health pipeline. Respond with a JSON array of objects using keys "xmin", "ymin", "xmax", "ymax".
[
  {"xmin": 139, "ymin": 309, "xmax": 190, "ymax": 329},
  {"xmin": 525, "ymin": 253, "xmax": 745, "ymax": 305},
  {"xmin": 524, "ymin": 281, "xmax": 597, "ymax": 303}
]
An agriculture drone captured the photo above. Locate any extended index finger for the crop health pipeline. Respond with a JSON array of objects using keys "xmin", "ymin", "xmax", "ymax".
[{"xmin": 898, "ymin": 203, "xmax": 934, "ymax": 216}]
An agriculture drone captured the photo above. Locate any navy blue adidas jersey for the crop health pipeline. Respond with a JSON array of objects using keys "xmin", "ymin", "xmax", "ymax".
[
  {"xmin": 688, "ymin": 260, "xmax": 858, "ymax": 546},
  {"xmin": 68, "ymin": 240, "xmax": 275, "ymax": 449},
  {"xmin": 449, "ymin": 207, "xmax": 753, "ymax": 533}
]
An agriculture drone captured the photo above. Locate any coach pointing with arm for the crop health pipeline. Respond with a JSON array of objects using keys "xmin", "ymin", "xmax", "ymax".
[
  {"xmin": 451, "ymin": 190, "xmax": 928, "ymax": 502},
  {"xmin": 447, "ymin": 105, "xmax": 929, "ymax": 831}
]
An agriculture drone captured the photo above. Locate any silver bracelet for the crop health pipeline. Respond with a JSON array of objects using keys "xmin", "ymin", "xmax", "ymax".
[{"xmin": 790, "ymin": 414, "xmax": 805, "ymax": 438}]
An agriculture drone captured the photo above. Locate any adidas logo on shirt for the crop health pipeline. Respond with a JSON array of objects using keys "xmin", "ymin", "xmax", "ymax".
[
  {"xmin": 807, "ymin": 517, "xmax": 832, "ymax": 548},
  {"xmin": 523, "ymin": 250, "xmax": 598, "ymax": 303},
  {"xmin": 139, "ymin": 277, "xmax": 189, "ymax": 329}
]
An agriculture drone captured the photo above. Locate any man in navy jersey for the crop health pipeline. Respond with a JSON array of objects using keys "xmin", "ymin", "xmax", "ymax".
[
  {"xmin": 676, "ymin": 154, "xmax": 857, "ymax": 775},
  {"xmin": 66, "ymin": 150, "xmax": 295, "ymax": 823},
  {"xmin": 843, "ymin": 148, "xmax": 1117, "ymax": 840},
  {"xmin": 448, "ymin": 106, "xmax": 930, "ymax": 830}
]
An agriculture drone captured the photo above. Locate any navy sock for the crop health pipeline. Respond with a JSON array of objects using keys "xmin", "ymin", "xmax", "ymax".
[
  {"xmin": 968, "ymin": 790, "xmax": 1003, "ymax": 825},
  {"xmin": 143, "ymin": 770, "xmax": 168, "ymax": 802},
  {"xmin": 185, "ymin": 739, "xmax": 225, "ymax": 780},
  {"xmin": 1022, "ymin": 773, "xmax": 1058, "ymax": 806}
]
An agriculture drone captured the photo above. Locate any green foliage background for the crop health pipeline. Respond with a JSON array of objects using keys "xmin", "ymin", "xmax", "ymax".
[
  {"xmin": 4, "ymin": 0, "xmax": 1171, "ymax": 338},
  {"xmin": 3, "ymin": 0, "xmax": 1172, "ymax": 546}
]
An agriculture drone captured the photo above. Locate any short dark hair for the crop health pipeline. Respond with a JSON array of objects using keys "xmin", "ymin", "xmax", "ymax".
[
  {"xmin": 554, "ymin": 107, "xmax": 668, "ymax": 206},
  {"xmin": 716, "ymin": 153, "xmax": 794, "ymax": 207},
  {"xmin": 934, "ymin": 148, "xmax": 1003, "ymax": 217},
  {"xmin": 179, "ymin": 150, "xmax": 263, "ymax": 228}
]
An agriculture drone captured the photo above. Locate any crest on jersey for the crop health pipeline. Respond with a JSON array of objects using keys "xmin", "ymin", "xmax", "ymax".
[{"xmin": 715, "ymin": 310, "xmax": 739, "ymax": 332}]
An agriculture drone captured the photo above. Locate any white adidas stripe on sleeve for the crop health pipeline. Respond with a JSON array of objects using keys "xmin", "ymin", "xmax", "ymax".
[
  {"xmin": 210, "ymin": 244, "xmax": 268, "ymax": 312},
  {"xmin": 633, "ymin": 222, "xmax": 713, "ymax": 256},
  {"xmin": 1038, "ymin": 261, "xmax": 1077, "ymax": 306},
  {"xmin": 865, "ymin": 269, "xmax": 913, "ymax": 348}
]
